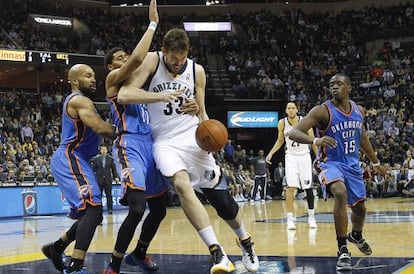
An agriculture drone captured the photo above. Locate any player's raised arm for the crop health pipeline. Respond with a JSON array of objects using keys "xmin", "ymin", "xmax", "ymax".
[{"xmin": 105, "ymin": 0, "xmax": 158, "ymax": 88}]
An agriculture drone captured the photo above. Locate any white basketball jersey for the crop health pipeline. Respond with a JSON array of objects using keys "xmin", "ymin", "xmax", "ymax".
[
  {"xmin": 284, "ymin": 116, "xmax": 310, "ymax": 155},
  {"xmin": 147, "ymin": 52, "xmax": 199, "ymax": 141}
]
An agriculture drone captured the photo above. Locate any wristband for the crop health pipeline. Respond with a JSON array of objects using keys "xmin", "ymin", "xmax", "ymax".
[
  {"xmin": 372, "ymin": 162, "xmax": 380, "ymax": 167},
  {"xmin": 148, "ymin": 21, "xmax": 157, "ymax": 31},
  {"xmin": 312, "ymin": 138, "xmax": 320, "ymax": 145}
]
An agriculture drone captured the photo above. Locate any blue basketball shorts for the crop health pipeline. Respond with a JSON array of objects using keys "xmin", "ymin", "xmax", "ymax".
[{"xmin": 51, "ymin": 148, "xmax": 102, "ymax": 219}]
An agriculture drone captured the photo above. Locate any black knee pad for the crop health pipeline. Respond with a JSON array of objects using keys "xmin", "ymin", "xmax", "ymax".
[
  {"xmin": 147, "ymin": 194, "xmax": 167, "ymax": 222},
  {"xmin": 85, "ymin": 205, "xmax": 103, "ymax": 226},
  {"xmin": 127, "ymin": 190, "xmax": 147, "ymax": 219},
  {"xmin": 201, "ymin": 188, "xmax": 239, "ymax": 220}
]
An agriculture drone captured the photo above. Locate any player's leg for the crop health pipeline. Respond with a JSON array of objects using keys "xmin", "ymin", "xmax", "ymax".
[
  {"xmin": 42, "ymin": 151, "xmax": 79, "ymax": 271},
  {"xmin": 347, "ymin": 171, "xmax": 372, "ymax": 255},
  {"xmin": 106, "ymin": 138, "xmax": 149, "ymax": 274},
  {"xmin": 202, "ymin": 187, "xmax": 259, "ymax": 272},
  {"xmin": 174, "ymin": 170, "xmax": 234, "ymax": 273},
  {"xmin": 285, "ymin": 154, "xmax": 300, "ymax": 230},
  {"xmin": 125, "ymin": 192, "xmax": 168, "ymax": 271},
  {"xmin": 153, "ymin": 139, "xmax": 234, "ymax": 274},
  {"xmin": 327, "ymin": 180, "xmax": 352, "ymax": 271},
  {"xmin": 106, "ymin": 190, "xmax": 147, "ymax": 274},
  {"xmin": 65, "ymin": 204, "xmax": 103, "ymax": 273},
  {"xmin": 48, "ymin": 151, "xmax": 103, "ymax": 273},
  {"xmin": 299, "ymin": 154, "xmax": 317, "ymax": 228},
  {"xmin": 41, "ymin": 220, "xmax": 79, "ymax": 271}
]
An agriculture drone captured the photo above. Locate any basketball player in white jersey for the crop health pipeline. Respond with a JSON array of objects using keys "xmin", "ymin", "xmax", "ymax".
[
  {"xmin": 118, "ymin": 28, "xmax": 259, "ymax": 274},
  {"xmin": 266, "ymin": 102, "xmax": 318, "ymax": 230}
]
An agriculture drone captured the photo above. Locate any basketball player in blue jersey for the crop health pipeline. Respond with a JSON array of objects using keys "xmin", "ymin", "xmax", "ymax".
[
  {"xmin": 266, "ymin": 102, "xmax": 318, "ymax": 230},
  {"xmin": 289, "ymin": 73, "xmax": 387, "ymax": 271},
  {"xmin": 41, "ymin": 64, "xmax": 115, "ymax": 274},
  {"xmin": 102, "ymin": 2, "xmax": 197, "ymax": 274},
  {"xmin": 119, "ymin": 28, "xmax": 259, "ymax": 274}
]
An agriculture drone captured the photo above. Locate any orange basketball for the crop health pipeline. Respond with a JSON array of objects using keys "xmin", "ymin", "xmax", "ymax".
[{"xmin": 196, "ymin": 119, "xmax": 228, "ymax": 152}]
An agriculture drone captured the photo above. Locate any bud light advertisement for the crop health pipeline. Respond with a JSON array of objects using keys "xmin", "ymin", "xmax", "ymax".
[{"xmin": 227, "ymin": 111, "xmax": 278, "ymax": 128}]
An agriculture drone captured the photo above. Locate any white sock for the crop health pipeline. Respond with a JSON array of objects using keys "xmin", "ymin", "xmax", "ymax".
[
  {"xmin": 198, "ymin": 226, "xmax": 219, "ymax": 247},
  {"xmin": 308, "ymin": 209, "xmax": 315, "ymax": 217},
  {"xmin": 233, "ymin": 223, "xmax": 249, "ymax": 241},
  {"xmin": 287, "ymin": 212, "xmax": 294, "ymax": 220}
]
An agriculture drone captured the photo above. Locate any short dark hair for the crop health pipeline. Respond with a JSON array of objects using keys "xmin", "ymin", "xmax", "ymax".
[
  {"xmin": 162, "ymin": 28, "xmax": 190, "ymax": 52},
  {"xmin": 332, "ymin": 73, "xmax": 351, "ymax": 86},
  {"xmin": 104, "ymin": 47, "xmax": 124, "ymax": 68}
]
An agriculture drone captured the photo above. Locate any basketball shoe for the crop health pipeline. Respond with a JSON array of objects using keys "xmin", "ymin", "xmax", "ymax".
[
  {"xmin": 124, "ymin": 253, "xmax": 159, "ymax": 271},
  {"xmin": 209, "ymin": 244, "xmax": 235, "ymax": 274},
  {"xmin": 41, "ymin": 243, "xmax": 65, "ymax": 271},
  {"xmin": 336, "ymin": 245, "xmax": 352, "ymax": 271},
  {"xmin": 236, "ymin": 235, "xmax": 259, "ymax": 272},
  {"xmin": 347, "ymin": 232, "xmax": 372, "ymax": 255},
  {"xmin": 308, "ymin": 216, "xmax": 317, "ymax": 229}
]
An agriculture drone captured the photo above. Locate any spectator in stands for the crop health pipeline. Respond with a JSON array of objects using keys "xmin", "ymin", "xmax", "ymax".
[
  {"xmin": 383, "ymin": 85, "xmax": 396, "ymax": 105},
  {"xmin": 232, "ymin": 145, "xmax": 244, "ymax": 167},
  {"xmin": 20, "ymin": 122, "xmax": 34, "ymax": 143},
  {"xmin": 4, "ymin": 167, "xmax": 18, "ymax": 185},
  {"xmin": 383, "ymin": 67, "xmax": 395, "ymax": 85},
  {"xmin": 223, "ymin": 139, "xmax": 235, "ymax": 164}
]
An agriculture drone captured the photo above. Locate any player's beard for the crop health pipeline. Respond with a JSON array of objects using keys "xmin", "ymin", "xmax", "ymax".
[{"xmin": 79, "ymin": 85, "xmax": 96, "ymax": 100}]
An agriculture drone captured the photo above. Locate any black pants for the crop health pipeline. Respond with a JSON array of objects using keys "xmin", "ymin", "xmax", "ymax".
[
  {"xmin": 252, "ymin": 176, "xmax": 266, "ymax": 200},
  {"xmin": 99, "ymin": 182, "xmax": 113, "ymax": 211}
]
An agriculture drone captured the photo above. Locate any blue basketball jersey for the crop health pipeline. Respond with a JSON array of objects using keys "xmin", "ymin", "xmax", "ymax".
[
  {"xmin": 316, "ymin": 100, "xmax": 363, "ymax": 168},
  {"xmin": 52, "ymin": 92, "xmax": 103, "ymax": 218},
  {"xmin": 107, "ymin": 96, "xmax": 152, "ymax": 136},
  {"xmin": 59, "ymin": 92, "xmax": 102, "ymax": 159}
]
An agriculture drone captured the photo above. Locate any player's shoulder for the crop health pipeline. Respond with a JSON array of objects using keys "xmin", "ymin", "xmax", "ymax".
[{"xmin": 68, "ymin": 92, "xmax": 93, "ymax": 108}]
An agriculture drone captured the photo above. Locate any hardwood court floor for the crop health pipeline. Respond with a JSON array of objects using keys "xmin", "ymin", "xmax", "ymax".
[{"xmin": 0, "ymin": 197, "xmax": 413, "ymax": 273}]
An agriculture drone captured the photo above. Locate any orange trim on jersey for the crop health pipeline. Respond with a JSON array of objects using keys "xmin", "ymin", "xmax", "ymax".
[
  {"xmin": 109, "ymin": 96, "xmax": 127, "ymax": 133},
  {"xmin": 145, "ymin": 187, "xmax": 169, "ymax": 199},
  {"xmin": 124, "ymin": 181, "xmax": 146, "ymax": 192},
  {"xmin": 116, "ymin": 134, "xmax": 134, "ymax": 184},
  {"xmin": 332, "ymin": 100, "xmax": 355, "ymax": 117},
  {"xmin": 64, "ymin": 147, "xmax": 95, "ymax": 209}
]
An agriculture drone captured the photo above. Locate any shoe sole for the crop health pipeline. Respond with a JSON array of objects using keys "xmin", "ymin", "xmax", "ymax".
[
  {"xmin": 210, "ymin": 266, "xmax": 235, "ymax": 274},
  {"xmin": 125, "ymin": 256, "xmax": 159, "ymax": 271},
  {"xmin": 336, "ymin": 265, "xmax": 352, "ymax": 271}
]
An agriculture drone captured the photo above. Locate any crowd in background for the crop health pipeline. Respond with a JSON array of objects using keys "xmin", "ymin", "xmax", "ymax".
[{"xmin": 0, "ymin": 1, "xmax": 414, "ymax": 199}]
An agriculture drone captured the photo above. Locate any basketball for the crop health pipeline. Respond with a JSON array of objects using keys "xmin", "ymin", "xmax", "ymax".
[{"xmin": 196, "ymin": 119, "xmax": 228, "ymax": 152}]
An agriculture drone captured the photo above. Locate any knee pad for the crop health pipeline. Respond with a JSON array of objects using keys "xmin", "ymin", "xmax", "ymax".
[
  {"xmin": 85, "ymin": 205, "xmax": 103, "ymax": 226},
  {"xmin": 202, "ymin": 188, "xmax": 239, "ymax": 220},
  {"xmin": 127, "ymin": 190, "xmax": 147, "ymax": 219},
  {"xmin": 147, "ymin": 195, "xmax": 167, "ymax": 222}
]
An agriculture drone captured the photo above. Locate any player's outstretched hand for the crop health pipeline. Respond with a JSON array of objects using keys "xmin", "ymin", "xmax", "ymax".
[
  {"xmin": 373, "ymin": 164, "xmax": 387, "ymax": 177},
  {"xmin": 149, "ymin": 0, "xmax": 159, "ymax": 24}
]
